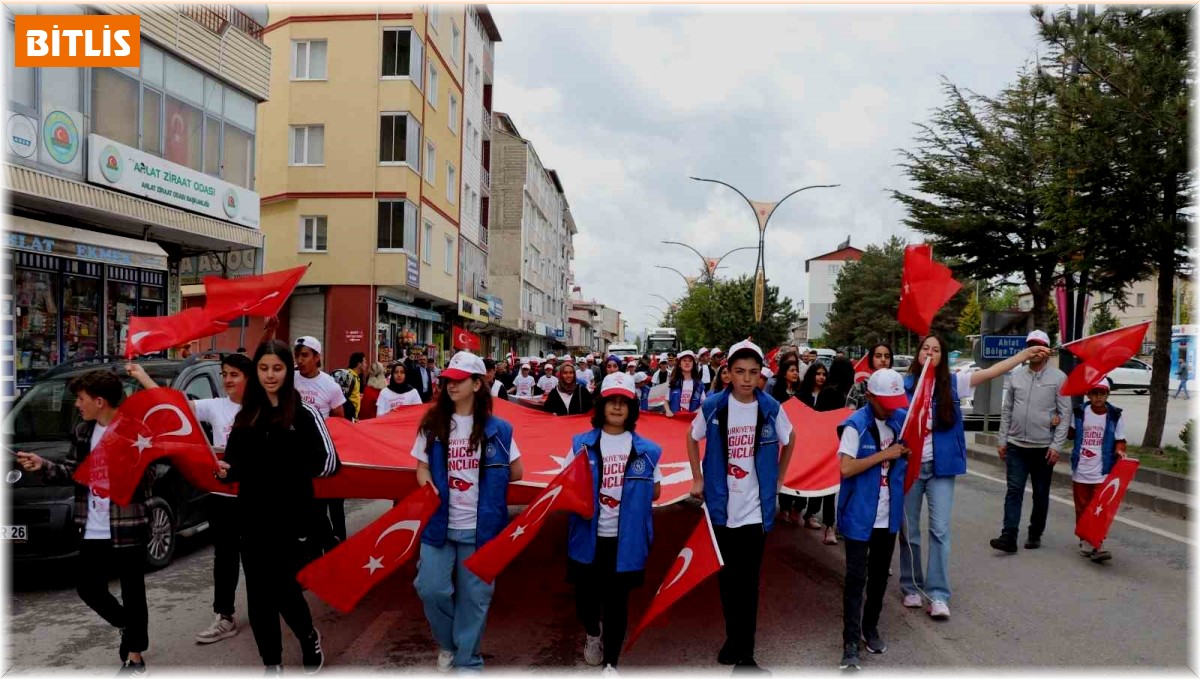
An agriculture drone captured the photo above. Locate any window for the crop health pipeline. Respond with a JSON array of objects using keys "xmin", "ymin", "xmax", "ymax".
[
  {"xmin": 290, "ymin": 125, "xmax": 324, "ymax": 165},
  {"xmin": 382, "ymin": 28, "xmax": 423, "ymax": 88},
  {"xmin": 377, "ymin": 200, "xmax": 419, "ymax": 251},
  {"xmin": 223, "ymin": 124, "xmax": 254, "ymax": 189},
  {"xmin": 424, "ymin": 140, "xmax": 436, "ymax": 184},
  {"xmin": 93, "ymin": 68, "xmax": 140, "ymax": 147},
  {"xmin": 292, "ymin": 40, "xmax": 328, "ymax": 80},
  {"xmin": 185, "ymin": 376, "xmax": 217, "ymax": 401},
  {"xmin": 467, "ymin": 55, "xmax": 475, "ymax": 86},
  {"xmin": 423, "ymin": 221, "xmax": 434, "ymax": 264},
  {"xmin": 300, "ymin": 216, "xmax": 328, "ymax": 252},
  {"xmin": 1136, "ymin": 293, "xmax": 1145, "ymax": 307},
  {"xmin": 6, "ymin": 21, "xmax": 34, "ymax": 108},
  {"xmin": 451, "ymin": 23, "xmax": 461, "ymax": 62},
  {"xmin": 204, "ymin": 116, "xmax": 221, "ymax": 175},
  {"xmin": 444, "ymin": 235, "xmax": 454, "ymax": 274},
  {"xmin": 448, "ymin": 94, "xmax": 458, "ymax": 134},
  {"xmin": 141, "ymin": 87, "xmax": 163, "ymax": 155},
  {"xmin": 828, "ymin": 263, "xmax": 839, "ymax": 274},
  {"xmin": 427, "ymin": 61, "xmax": 438, "ymax": 108},
  {"xmin": 446, "ymin": 163, "xmax": 457, "ymax": 204},
  {"xmin": 429, "ymin": 3, "xmax": 440, "ymax": 30},
  {"xmin": 379, "ymin": 113, "xmax": 421, "ymax": 169}
]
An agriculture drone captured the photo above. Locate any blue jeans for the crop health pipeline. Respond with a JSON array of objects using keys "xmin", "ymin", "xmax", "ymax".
[
  {"xmin": 414, "ymin": 529, "xmax": 495, "ymax": 670},
  {"xmin": 1002, "ymin": 445, "xmax": 1053, "ymax": 539},
  {"xmin": 1174, "ymin": 379, "xmax": 1189, "ymax": 399},
  {"xmin": 898, "ymin": 461, "xmax": 956, "ymax": 604}
]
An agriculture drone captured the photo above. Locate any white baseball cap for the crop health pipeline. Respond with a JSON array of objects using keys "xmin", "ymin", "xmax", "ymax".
[
  {"xmin": 562, "ymin": 355, "xmax": 575, "ymax": 363},
  {"xmin": 633, "ymin": 371, "xmax": 649, "ymax": 385},
  {"xmin": 1026, "ymin": 330, "xmax": 1051, "ymax": 347},
  {"xmin": 726, "ymin": 338, "xmax": 764, "ymax": 362},
  {"xmin": 760, "ymin": 367, "xmax": 774, "ymax": 380},
  {"xmin": 441, "ymin": 351, "xmax": 487, "ymax": 381},
  {"xmin": 520, "ymin": 363, "xmax": 531, "ymax": 370},
  {"xmin": 867, "ymin": 368, "xmax": 908, "ymax": 410},
  {"xmin": 658, "ymin": 353, "xmax": 668, "ymax": 362},
  {"xmin": 698, "ymin": 347, "xmax": 710, "ymax": 356},
  {"xmin": 711, "ymin": 347, "xmax": 724, "ymax": 355},
  {"xmin": 600, "ymin": 372, "xmax": 637, "ymax": 399},
  {"xmin": 678, "ymin": 350, "xmax": 696, "ymax": 361},
  {"xmin": 546, "ymin": 353, "xmax": 557, "ymax": 361},
  {"xmin": 294, "ymin": 336, "xmax": 322, "ymax": 355}
]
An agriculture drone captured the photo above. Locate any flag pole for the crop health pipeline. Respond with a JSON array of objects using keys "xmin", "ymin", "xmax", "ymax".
[{"xmin": 898, "ymin": 357, "xmax": 931, "ymax": 439}]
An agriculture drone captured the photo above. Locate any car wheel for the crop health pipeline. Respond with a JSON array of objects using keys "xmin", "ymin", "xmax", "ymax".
[
  {"xmin": 145, "ymin": 497, "xmax": 176, "ymax": 570},
  {"xmin": 1135, "ymin": 389, "xmax": 1148, "ymax": 395}
]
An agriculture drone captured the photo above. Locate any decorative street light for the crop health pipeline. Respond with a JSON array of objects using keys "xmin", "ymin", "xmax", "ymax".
[
  {"xmin": 655, "ymin": 265, "xmax": 698, "ymax": 291},
  {"xmin": 661, "ymin": 241, "xmax": 758, "ymax": 283},
  {"xmin": 690, "ymin": 177, "xmax": 839, "ymax": 324},
  {"xmin": 649, "ymin": 293, "xmax": 678, "ymax": 308}
]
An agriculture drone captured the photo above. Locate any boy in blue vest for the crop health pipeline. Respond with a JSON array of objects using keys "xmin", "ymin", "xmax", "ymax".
[
  {"xmin": 837, "ymin": 369, "xmax": 911, "ymax": 671},
  {"xmin": 1068, "ymin": 379, "xmax": 1127, "ymax": 563},
  {"xmin": 686, "ymin": 338, "xmax": 796, "ymax": 669}
]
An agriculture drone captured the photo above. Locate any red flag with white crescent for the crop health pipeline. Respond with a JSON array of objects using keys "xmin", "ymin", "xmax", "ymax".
[
  {"xmin": 452, "ymin": 325, "xmax": 482, "ymax": 351},
  {"xmin": 74, "ymin": 388, "xmax": 215, "ymax": 506},
  {"xmin": 125, "ymin": 308, "xmax": 229, "ymax": 358},
  {"xmin": 624, "ymin": 505, "xmax": 724, "ymax": 651},
  {"xmin": 1060, "ymin": 322, "xmax": 1152, "ymax": 396},
  {"xmin": 765, "ymin": 347, "xmax": 781, "ymax": 373},
  {"xmin": 853, "ymin": 353, "xmax": 873, "ymax": 384},
  {"xmin": 463, "ymin": 450, "xmax": 594, "ymax": 584},
  {"xmin": 898, "ymin": 359, "xmax": 934, "ymax": 493},
  {"xmin": 297, "ymin": 484, "xmax": 440, "ymax": 613},
  {"xmin": 203, "ymin": 265, "xmax": 309, "ymax": 322},
  {"xmin": 1075, "ymin": 458, "xmax": 1139, "ymax": 549}
]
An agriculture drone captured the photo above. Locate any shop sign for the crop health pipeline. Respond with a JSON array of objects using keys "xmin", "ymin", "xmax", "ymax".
[
  {"xmin": 485, "ymin": 294, "xmax": 504, "ymax": 320},
  {"xmin": 458, "ymin": 294, "xmax": 490, "ymax": 323},
  {"xmin": 86, "ymin": 134, "xmax": 260, "ymax": 228},
  {"xmin": 6, "ymin": 113, "xmax": 36, "ymax": 159},
  {"xmin": 179, "ymin": 250, "xmax": 260, "ymax": 286},
  {"xmin": 39, "ymin": 108, "xmax": 83, "ymax": 174},
  {"xmin": 407, "ymin": 256, "xmax": 420, "ymax": 288},
  {"xmin": 345, "ymin": 329, "xmax": 364, "ymax": 344},
  {"xmin": 6, "ymin": 231, "xmax": 167, "ymax": 270}
]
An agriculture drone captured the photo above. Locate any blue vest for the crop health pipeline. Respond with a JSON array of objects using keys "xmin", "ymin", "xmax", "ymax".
[
  {"xmin": 422, "ymin": 415, "xmax": 514, "ymax": 548},
  {"xmin": 1070, "ymin": 404, "xmax": 1123, "ymax": 476},
  {"xmin": 903, "ymin": 374, "xmax": 967, "ymax": 477},
  {"xmin": 668, "ymin": 378, "xmax": 705, "ymax": 413},
  {"xmin": 836, "ymin": 407, "xmax": 909, "ymax": 541},
  {"xmin": 566, "ymin": 429, "xmax": 662, "ymax": 572},
  {"xmin": 699, "ymin": 389, "xmax": 782, "ymax": 532}
]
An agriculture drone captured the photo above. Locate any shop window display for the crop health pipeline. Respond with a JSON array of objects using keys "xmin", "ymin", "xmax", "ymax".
[
  {"xmin": 61, "ymin": 274, "xmax": 101, "ymax": 363},
  {"xmin": 107, "ymin": 279, "xmax": 138, "ymax": 357},
  {"xmin": 15, "ymin": 270, "xmax": 58, "ymax": 384}
]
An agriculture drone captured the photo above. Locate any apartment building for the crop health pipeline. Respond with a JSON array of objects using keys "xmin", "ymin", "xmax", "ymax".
[{"xmin": 805, "ymin": 240, "xmax": 862, "ymax": 342}]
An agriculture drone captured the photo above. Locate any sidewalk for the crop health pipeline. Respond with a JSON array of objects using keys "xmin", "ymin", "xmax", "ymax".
[{"xmin": 967, "ymin": 435, "xmax": 1191, "ymax": 520}]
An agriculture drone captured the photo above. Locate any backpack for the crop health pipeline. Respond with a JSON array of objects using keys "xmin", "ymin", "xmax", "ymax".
[{"xmin": 331, "ymin": 368, "xmax": 357, "ymax": 397}]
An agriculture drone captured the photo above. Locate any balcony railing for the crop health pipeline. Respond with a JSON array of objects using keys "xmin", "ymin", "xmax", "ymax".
[
  {"xmin": 480, "ymin": 226, "xmax": 489, "ymax": 249},
  {"xmin": 481, "ymin": 113, "xmax": 492, "ymax": 135},
  {"xmin": 481, "ymin": 168, "xmax": 490, "ymax": 189},
  {"xmin": 181, "ymin": 5, "xmax": 265, "ymax": 42}
]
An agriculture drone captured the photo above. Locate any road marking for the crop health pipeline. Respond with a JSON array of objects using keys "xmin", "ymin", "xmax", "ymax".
[{"xmin": 965, "ymin": 468, "xmax": 1193, "ymax": 546}]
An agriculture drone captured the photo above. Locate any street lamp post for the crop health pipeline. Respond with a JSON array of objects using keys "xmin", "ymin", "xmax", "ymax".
[
  {"xmin": 661, "ymin": 241, "xmax": 758, "ymax": 284},
  {"xmin": 655, "ymin": 265, "xmax": 698, "ymax": 291},
  {"xmin": 690, "ymin": 177, "xmax": 839, "ymax": 326},
  {"xmin": 649, "ymin": 293, "xmax": 677, "ymax": 307}
]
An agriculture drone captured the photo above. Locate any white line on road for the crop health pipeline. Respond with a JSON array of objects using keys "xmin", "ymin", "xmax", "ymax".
[{"xmin": 965, "ymin": 468, "xmax": 1194, "ymax": 546}]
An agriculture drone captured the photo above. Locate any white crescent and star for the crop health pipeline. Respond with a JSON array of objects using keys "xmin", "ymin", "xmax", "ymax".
[
  {"xmin": 363, "ymin": 556, "xmax": 384, "ymax": 575},
  {"xmin": 143, "ymin": 403, "xmax": 194, "ymax": 438},
  {"xmin": 373, "ymin": 520, "xmax": 422, "ymax": 559},
  {"xmin": 1094, "ymin": 478, "xmax": 1123, "ymax": 517},
  {"xmin": 240, "ymin": 291, "xmax": 280, "ymax": 313},
  {"xmin": 130, "ymin": 331, "xmax": 155, "ymax": 346}
]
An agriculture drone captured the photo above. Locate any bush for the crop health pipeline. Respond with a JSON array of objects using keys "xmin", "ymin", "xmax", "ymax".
[{"xmin": 1181, "ymin": 419, "xmax": 1195, "ymax": 450}]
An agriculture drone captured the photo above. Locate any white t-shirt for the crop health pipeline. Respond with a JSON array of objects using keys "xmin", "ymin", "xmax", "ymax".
[
  {"xmin": 537, "ymin": 375, "xmax": 559, "ymax": 393},
  {"xmin": 679, "ymin": 380, "xmax": 695, "ymax": 412},
  {"xmin": 838, "ymin": 419, "xmax": 897, "ymax": 529},
  {"xmin": 921, "ymin": 372, "xmax": 975, "ymax": 463},
  {"xmin": 377, "ymin": 387, "xmax": 423, "ymax": 416},
  {"xmin": 556, "ymin": 389, "xmax": 575, "ymax": 411},
  {"xmin": 690, "ymin": 397, "xmax": 794, "ymax": 529},
  {"xmin": 567, "ymin": 431, "xmax": 664, "ymax": 537},
  {"xmin": 513, "ymin": 375, "xmax": 535, "ymax": 397},
  {"xmin": 1074, "ymin": 408, "xmax": 1124, "ymax": 484},
  {"xmin": 490, "ymin": 380, "xmax": 504, "ymax": 397},
  {"xmin": 193, "ymin": 397, "xmax": 241, "ymax": 449},
  {"xmin": 700, "ymin": 364, "xmax": 713, "ymax": 385},
  {"xmin": 84, "ymin": 423, "xmax": 111, "ymax": 540},
  {"xmin": 295, "ymin": 371, "xmax": 346, "ymax": 418},
  {"xmin": 411, "ymin": 414, "xmax": 522, "ymax": 530}
]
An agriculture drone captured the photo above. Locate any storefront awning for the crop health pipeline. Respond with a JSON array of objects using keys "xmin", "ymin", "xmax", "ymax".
[
  {"xmin": 8, "ymin": 215, "xmax": 169, "ymax": 270},
  {"xmin": 384, "ymin": 298, "xmax": 443, "ymax": 323}
]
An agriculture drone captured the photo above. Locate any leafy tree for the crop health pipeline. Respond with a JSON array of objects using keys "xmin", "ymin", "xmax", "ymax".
[
  {"xmin": 958, "ymin": 293, "xmax": 982, "ymax": 337},
  {"xmin": 985, "ymin": 287, "xmax": 1023, "ymax": 313},
  {"xmin": 672, "ymin": 275, "xmax": 798, "ymax": 351},
  {"xmin": 1089, "ymin": 303, "xmax": 1120, "ymax": 335}
]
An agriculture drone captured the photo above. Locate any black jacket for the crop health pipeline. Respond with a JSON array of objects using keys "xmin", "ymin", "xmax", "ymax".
[
  {"xmin": 797, "ymin": 388, "xmax": 843, "ymax": 413},
  {"xmin": 543, "ymin": 386, "xmax": 593, "ymax": 416},
  {"xmin": 404, "ymin": 358, "xmax": 434, "ymax": 403}
]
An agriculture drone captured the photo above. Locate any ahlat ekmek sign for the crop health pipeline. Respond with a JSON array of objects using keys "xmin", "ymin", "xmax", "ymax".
[{"xmin": 14, "ymin": 15, "xmax": 140, "ymax": 67}]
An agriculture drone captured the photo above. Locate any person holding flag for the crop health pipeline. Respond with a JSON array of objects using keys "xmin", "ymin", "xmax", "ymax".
[
  {"xmin": 664, "ymin": 350, "xmax": 705, "ymax": 417},
  {"xmin": 16, "ymin": 371, "xmax": 153, "ymax": 676},
  {"xmin": 899, "ymin": 335, "xmax": 1048, "ymax": 619},
  {"xmin": 412, "ymin": 351, "xmax": 525, "ymax": 672},
  {"xmin": 215, "ymin": 340, "xmax": 340, "ymax": 674},
  {"xmin": 1067, "ymin": 379, "xmax": 1127, "ymax": 563},
  {"xmin": 835, "ymin": 369, "xmax": 910, "ymax": 670},
  {"xmin": 686, "ymin": 339, "xmax": 796, "ymax": 669},
  {"xmin": 566, "ymin": 372, "xmax": 663, "ymax": 673},
  {"xmin": 845, "ymin": 344, "xmax": 894, "ymax": 410}
]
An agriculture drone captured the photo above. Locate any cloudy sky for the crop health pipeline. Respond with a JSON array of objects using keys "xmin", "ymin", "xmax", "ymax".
[{"xmin": 489, "ymin": 4, "xmax": 1048, "ymax": 337}]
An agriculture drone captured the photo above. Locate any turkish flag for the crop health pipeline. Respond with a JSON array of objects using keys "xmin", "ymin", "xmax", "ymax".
[
  {"xmin": 899, "ymin": 359, "xmax": 935, "ymax": 492},
  {"xmin": 1076, "ymin": 458, "xmax": 1139, "ymax": 549},
  {"xmin": 203, "ymin": 265, "xmax": 309, "ymax": 322},
  {"xmin": 780, "ymin": 400, "xmax": 852, "ymax": 497},
  {"xmin": 853, "ymin": 353, "xmax": 873, "ymax": 384},
  {"xmin": 463, "ymin": 450, "xmax": 594, "ymax": 584},
  {"xmin": 765, "ymin": 347, "xmax": 781, "ymax": 373},
  {"xmin": 125, "ymin": 308, "xmax": 229, "ymax": 358},
  {"xmin": 453, "ymin": 325, "xmax": 481, "ymax": 351},
  {"xmin": 625, "ymin": 506, "xmax": 724, "ymax": 651},
  {"xmin": 1060, "ymin": 322, "xmax": 1152, "ymax": 396},
  {"xmin": 897, "ymin": 244, "xmax": 962, "ymax": 337},
  {"xmin": 74, "ymin": 388, "xmax": 215, "ymax": 506},
  {"xmin": 297, "ymin": 484, "xmax": 440, "ymax": 613}
]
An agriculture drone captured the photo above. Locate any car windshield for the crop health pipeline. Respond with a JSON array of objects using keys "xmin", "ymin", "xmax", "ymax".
[{"xmin": 646, "ymin": 338, "xmax": 677, "ymax": 354}]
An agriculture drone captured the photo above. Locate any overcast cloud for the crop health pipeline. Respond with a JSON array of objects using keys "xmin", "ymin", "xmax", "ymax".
[{"xmin": 490, "ymin": 5, "xmax": 1045, "ymax": 336}]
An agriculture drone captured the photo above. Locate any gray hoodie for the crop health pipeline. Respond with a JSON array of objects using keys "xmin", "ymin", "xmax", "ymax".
[{"xmin": 998, "ymin": 363, "xmax": 1071, "ymax": 451}]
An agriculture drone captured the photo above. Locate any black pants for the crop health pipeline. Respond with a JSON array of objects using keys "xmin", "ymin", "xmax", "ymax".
[
  {"xmin": 1002, "ymin": 445, "xmax": 1053, "ymax": 539},
  {"xmin": 843, "ymin": 528, "xmax": 897, "ymax": 646},
  {"xmin": 324, "ymin": 499, "xmax": 347, "ymax": 544},
  {"xmin": 571, "ymin": 537, "xmax": 641, "ymax": 667},
  {"xmin": 207, "ymin": 495, "xmax": 241, "ymax": 617},
  {"xmin": 241, "ymin": 533, "xmax": 314, "ymax": 666},
  {"xmin": 805, "ymin": 493, "xmax": 837, "ymax": 527},
  {"xmin": 713, "ymin": 524, "xmax": 766, "ymax": 662},
  {"xmin": 779, "ymin": 495, "xmax": 797, "ymax": 514},
  {"xmin": 76, "ymin": 539, "xmax": 149, "ymax": 656}
]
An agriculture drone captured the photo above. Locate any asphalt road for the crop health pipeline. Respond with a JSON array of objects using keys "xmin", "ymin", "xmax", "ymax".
[
  {"xmin": 6, "ymin": 469, "xmax": 1191, "ymax": 673},
  {"xmin": 1103, "ymin": 392, "xmax": 1193, "ymax": 449}
]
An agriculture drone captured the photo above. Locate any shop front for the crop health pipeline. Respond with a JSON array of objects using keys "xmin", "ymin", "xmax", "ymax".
[{"xmin": 378, "ymin": 296, "xmax": 444, "ymax": 368}]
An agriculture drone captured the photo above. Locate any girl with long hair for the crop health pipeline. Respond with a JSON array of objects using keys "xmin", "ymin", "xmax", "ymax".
[
  {"xmin": 567, "ymin": 373, "xmax": 663, "ymax": 672},
  {"xmin": 217, "ymin": 341, "xmax": 339, "ymax": 674},
  {"xmin": 665, "ymin": 350, "xmax": 705, "ymax": 417},
  {"xmin": 827, "ymin": 356, "xmax": 857, "ymax": 405},
  {"xmin": 412, "ymin": 352, "xmax": 525, "ymax": 671},
  {"xmin": 897, "ymin": 334, "xmax": 1048, "ymax": 619},
  {"xmin": 845, "ymin": 344, "xmax": 893, "ymax": 410},
  {"xmin": 797, "ymin": 362, "xmax": 841, "ymax": 542},
  {"xmin": 772, "ymin": 356, "xmax": 804, "ymax": 524},
  {"xmin": 710, "ymin": 362, "xmax": 731, "ymax": 394}
]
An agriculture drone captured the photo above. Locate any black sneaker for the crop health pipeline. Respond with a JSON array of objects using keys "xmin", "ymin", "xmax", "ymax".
[
  {"xmin": 119, "ymin": 628, "xmax": 129, "ymax": 663},
  {"xmin": 989, "ymin": 534, "xmax": 1018, "ymax": 553},
  {"xmin": 117, "ymin": 659, "xmax": 146, "ymax": 677},
  {"xmin": 839, "ymin": 643, "xmax": 861, "ymax": 670},
  {"xmin": 264, "ymin": 666, "xmax": 283, "ymax": 676},
  {"xmin": 301, "ymin": 628, "xmax": 324, "ymax": 675},
  {"xmin": 862, "ymin": 629, "xmax": 887, "ymax": 654},
  {"xmin": 717, "ymin": 642, "xmax": 741, "ymax": 665},
  {"xmin": 1024, "ymin": 535, "xmax": 1041, "ymax": 550}
]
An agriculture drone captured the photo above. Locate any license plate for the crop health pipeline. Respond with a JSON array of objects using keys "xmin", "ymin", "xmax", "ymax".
[{"xmin": 1, "ymin": 525, "xmax": 27, "ymax": 542}]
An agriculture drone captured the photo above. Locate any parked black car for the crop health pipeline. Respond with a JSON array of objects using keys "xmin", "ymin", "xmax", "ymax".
[{"xmin": 5, "ymin": 357, "xmax": 222, "ymax": 569}]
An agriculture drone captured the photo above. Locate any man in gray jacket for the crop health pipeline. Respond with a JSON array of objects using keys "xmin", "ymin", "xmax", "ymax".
[{"xmin": 990, "ymin": 330, "xmax": 1072, "ymax": 552}]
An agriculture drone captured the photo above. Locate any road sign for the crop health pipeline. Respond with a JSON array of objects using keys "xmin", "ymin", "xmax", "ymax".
[{"xmin": 981, "ymin": 335, "xmax": 1026, "ymax": 361}]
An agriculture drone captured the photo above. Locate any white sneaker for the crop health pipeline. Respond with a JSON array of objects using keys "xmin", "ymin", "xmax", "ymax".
[
  {"xmin": 195, "ymin": 614, "xmax": 238, "ymax": 644},
  {"xmin": 902, "ymin": 593, "xmax": 923, "ymax": 608},
  {"xmin": 601, "ymin": 664, "xmax": 619, "ymax": 676},
  {"xmin": 584, "ymin": 634, "xmax": 604, "ymax": 666},
  {"xmin": 437, "ymin": 649, "xmax": 454, "ymax": 672},
  {"xmin": 928, "ymin": 600, "xmax": 951, "ymax": 619},
  {"xmin": 1079, "ymin": 541, "xmax": 1093, "ymax": 557}
]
